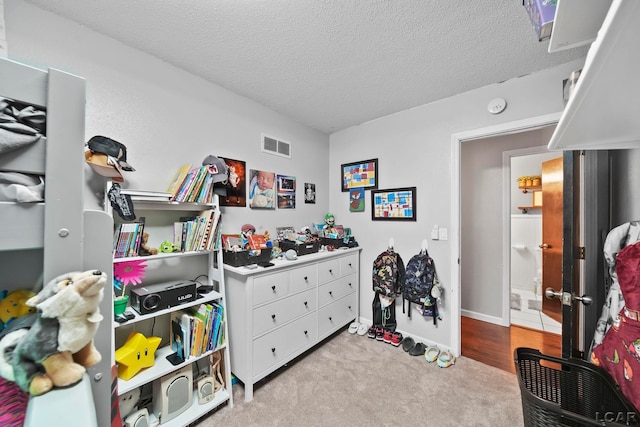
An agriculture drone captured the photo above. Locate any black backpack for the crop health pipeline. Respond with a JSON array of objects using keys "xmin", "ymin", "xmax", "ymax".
[
  {"xmin": 372, "ymin": 249, "xmax": 405, "ymax": 298},
  {"xmin": 402, "ymin": 250, "xmax": 441, "ymax": 324}
]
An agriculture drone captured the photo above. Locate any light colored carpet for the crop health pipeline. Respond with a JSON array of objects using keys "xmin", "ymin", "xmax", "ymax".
[{"xmin": 195, "ymin": 327, "xmax": 525, "ymax": 427}]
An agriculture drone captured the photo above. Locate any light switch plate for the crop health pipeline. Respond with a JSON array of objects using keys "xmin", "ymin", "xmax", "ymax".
[{"xmin": 438, "ymin": 228, "xmax": 448, "ymax": 240}]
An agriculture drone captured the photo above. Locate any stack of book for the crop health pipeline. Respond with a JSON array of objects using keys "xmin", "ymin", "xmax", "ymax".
[
  {"xmin": 119, "ymin": 188, "xmax": 172, "ymax": 202},
  {"xmin": 166, "ymin": 164, "xmax": 216, "ymax": 203},
  {"xmin": 173, "ymin": 209, "xmax": 222, "ymax": 252},
  {"xmin": 170, "ymin": 302, "xmax": 226, "ymax": 360},
  {"xmin": 113, "ymin": 218, "xmax": 145, "ymax": 258}
]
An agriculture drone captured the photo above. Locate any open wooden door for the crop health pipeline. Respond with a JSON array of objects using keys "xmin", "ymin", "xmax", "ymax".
[
  {"xmin": 544, "ymin": 151, "xmax": 607, "ymax": 359},
  {"xmin": 541, "ymin": 157, "xmax": 564, "ymax": 323}
]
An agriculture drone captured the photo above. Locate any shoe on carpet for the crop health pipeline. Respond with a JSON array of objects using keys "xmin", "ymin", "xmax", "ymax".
[
  {"xmin": 409, "ymin": 342, "xmax": 427, "ymax": 356},
  {"xmin": 383, "ymin": 329, "xmax": 392, "ymax": 344},
  {"xmin": 437, "ymin": 350, "xmax": 456, "ymax": 368},
  {"xmin": 356, "ymin": 323, "xmax": 369, "ymax": 336},
  {"xmin": 348, "ymin": 322, "xmax": 359, "ymax": 334},
  {"xmin": 367, "ymin": 326, "xmax": 376, "ymax": 339},
  {"xmin": 424, "ymin": 345, "xmax": 440, "ymax": 362},
  {"xmin": 375, "ymin": 327, "xmax": 385, "ymax": 341},
  {"xmin": 401, "ymin": 336, "xmax": 416, "ymax": 352},
  {"xmin": 390, "ymin": 332, "xmax": 403, "ymax": 347}
]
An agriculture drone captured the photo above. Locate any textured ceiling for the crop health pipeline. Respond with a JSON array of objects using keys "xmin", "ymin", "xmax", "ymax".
[{"xmin": 24, "ymin": 0, "xmax": 588, "ymax": 134}]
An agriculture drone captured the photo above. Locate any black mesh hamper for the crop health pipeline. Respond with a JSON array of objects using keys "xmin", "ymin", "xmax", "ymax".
[{"xmin": 514, "ymin": 348, "xmax": 640, "ymax": 426}]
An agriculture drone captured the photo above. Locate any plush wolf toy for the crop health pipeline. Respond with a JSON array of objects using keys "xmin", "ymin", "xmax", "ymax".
[{"xmin": 0, "ymin": 270, "xmax": 106, "ymax": 395}]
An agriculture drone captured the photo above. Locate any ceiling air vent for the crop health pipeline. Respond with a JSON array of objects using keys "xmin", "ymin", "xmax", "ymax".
[{"xmin": 262, "ymin": 134, "xmax": 291, "ymax": 158}]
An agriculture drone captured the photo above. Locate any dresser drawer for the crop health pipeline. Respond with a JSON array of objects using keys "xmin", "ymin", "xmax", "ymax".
[
  {"xmin": 253, "ymin": 271, "xmax": 289, "ymax": 306},
  {"xmin": 340, "ymin": 254, "xmax": 358, "ymax": 276},
  {"xmin": 318, "ymin": 258, "xmax": 341, "ymax": 284},
  {"xmin": 318, "ymin": 293, "xmax": 357, "ymax": 337},
  {"xmin": 318, "ymin": 275, "xmax": 356, "ymax": 307},
  {"xmin": 253, "ymin": 312, "xmax": 318, "ymax": 376},
  {"xmin": 253, "ymin": 288, "xmax": 317, "ymax": 337},
  {"xmin": 289, "ymin": 263, "xmax": 318, "ymax": 294}
]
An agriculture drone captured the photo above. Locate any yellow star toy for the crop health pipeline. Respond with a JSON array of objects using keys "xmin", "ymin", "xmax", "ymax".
[{"xmin": 115, "ymin": 332, "xmax": 162, "ymax": 380}]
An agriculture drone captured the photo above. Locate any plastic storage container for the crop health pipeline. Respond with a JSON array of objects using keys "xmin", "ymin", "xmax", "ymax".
[
  {"xmin": 223, "ymin": 249, "xmax": 272, "ymax": 267},
  {"xmin": 514, "ymin": 347, "xmax": 640, "ymax": 426}
]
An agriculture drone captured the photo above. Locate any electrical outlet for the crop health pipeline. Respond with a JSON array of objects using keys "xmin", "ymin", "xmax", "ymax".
[{"xmin": 438, "ymin": 228, "xmax": 448, "ymax": 240}]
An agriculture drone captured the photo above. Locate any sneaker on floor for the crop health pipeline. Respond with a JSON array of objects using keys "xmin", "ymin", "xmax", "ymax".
[
  {"xmin": 390, "ymin": 332, "xmax": 403, "ymax": 347},
  {"xmin": 367, "ymin": 326, "xmax": 376, "ymax": 339},
  {"xmin": 383, "ymin": 329, "xmax": 392, "ymax": 344},
  {"xmin": 375, "ymin": 327, "xmax": 385, "ymax": 341},
  {"xmin": 348, "ymin": 322, "xmax": 359, "ymax": 334}
]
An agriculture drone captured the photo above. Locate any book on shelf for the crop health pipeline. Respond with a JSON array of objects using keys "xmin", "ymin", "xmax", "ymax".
[
  {"xmin": 166, "ymin": 164, "xmax": 192, "ymax": 198},
  {"xmin": 113, "ymin": 219, "xmax": 145, "ymax": 258},
  {"xmin": 119, "ymin": 189, "xmax": 172, "ymax": 201}
]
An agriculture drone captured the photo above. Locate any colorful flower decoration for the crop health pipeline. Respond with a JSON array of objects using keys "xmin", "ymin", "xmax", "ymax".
[{"xmin": 114, "ymin": 260, "xmax": 147, "ymax": 297}]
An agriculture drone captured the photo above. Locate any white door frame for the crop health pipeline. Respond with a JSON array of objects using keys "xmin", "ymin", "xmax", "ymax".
[{"xmin": 450, "ymin": 112, "xmax": 561, "ymax": 356}]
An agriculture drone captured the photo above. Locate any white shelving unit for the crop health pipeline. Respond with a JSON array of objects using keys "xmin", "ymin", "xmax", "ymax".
[
  {"xmin": 548, "ymin": 0, "xmax": 640, "ymax": 150},
  {"xmin": 109, "ymin": 195, "xmax": 233, "ymax": 425}
]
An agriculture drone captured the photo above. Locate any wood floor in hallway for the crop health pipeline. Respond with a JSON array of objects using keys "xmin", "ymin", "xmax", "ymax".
[{"xmin": 461, "ymin": 316, "xmax": 562, "ymax": 374}]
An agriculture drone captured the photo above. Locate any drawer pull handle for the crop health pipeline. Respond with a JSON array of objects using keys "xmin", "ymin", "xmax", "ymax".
[
  {"xmin": 304, "ymin": 301, "xmax": 308, "ymax": 306},
  {"xmin": 329, "ymin": 269, "xmax": 333, "ymax": 274},
  {"xmin": 329, "ymin": 291, "xmax": 333, "ymax": 296},
  {"xmin": 348, "ymin": 263, "xmax": 352, "ymax": 267},
  {"xmin": 328, "ymin": 316, "xmax": 333, "ymax": 321},
  {"xmin": 348, "ymin": 305, "xmax": 352, "ymax": 310},
  {"xmin": 271, "ymin": 314, "xmax": 276, "ymax": 320},
  {"xmin": 348, "ymin": 282, "xmax": 352, "ymax": 287},
  {"xmin": 271, "ymin": 348, "xmax": 276, "ymax": 353},
  {"xmin": 304, "ymin": 276, "xmax": 308, "ymax": 281},
  {"xmin": 272, "ymin": 285, "xmax": 276, "ymax": 292},
  {"xmin": 304, "ymin": 330, "xmax": 308, "ymax": 335}
]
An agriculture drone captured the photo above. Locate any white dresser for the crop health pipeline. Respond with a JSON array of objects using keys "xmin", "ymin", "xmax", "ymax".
[{"xmin": 224, "ymin": 247, "xmax": 361, "ymax": 401}]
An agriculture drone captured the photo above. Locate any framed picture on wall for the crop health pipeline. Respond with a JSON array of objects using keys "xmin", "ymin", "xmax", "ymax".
[
  {"xmin": 371, "ymin": 187, "xmax": 416, "ymax": 221},
  {"xmin": 220, "ymin": 158, "xmax": 246, "ymax": 207},
  {"xmin": 341, "ymin": 158, "xmax": 378, "ymax": 192},
  {"xmin": 249, "ymin": 169, "xmax": 276, "ymax": 209}
]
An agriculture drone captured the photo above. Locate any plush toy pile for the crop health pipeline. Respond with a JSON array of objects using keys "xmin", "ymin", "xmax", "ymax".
[{"xmin": 0, "ymin": 269, "xmax": 106, "ymax": 395}]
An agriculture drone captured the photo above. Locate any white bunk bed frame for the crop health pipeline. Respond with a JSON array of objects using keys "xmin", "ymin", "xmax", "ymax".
[{"xmin": 0, "ymin": 57, "xmax": 112, "ymax": 427}]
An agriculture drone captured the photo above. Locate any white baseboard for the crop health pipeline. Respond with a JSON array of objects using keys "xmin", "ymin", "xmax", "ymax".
[{"xmin": 461, "ymin": 309, "xmax": 508, "ymax": 327}]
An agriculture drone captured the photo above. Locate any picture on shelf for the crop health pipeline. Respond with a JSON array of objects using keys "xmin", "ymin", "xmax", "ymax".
[
  {"xmin": 249, "ymin": 169, "xmax": 276, "ymax": 209},
  {"xmin": 220, "ymin": 158, "xmax": 246, "ymax": 207}
]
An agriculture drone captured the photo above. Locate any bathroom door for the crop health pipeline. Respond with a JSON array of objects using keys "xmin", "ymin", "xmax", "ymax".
[{"xmin": 541, "ymin": 156, "xmax": 564, "ymax": 323}]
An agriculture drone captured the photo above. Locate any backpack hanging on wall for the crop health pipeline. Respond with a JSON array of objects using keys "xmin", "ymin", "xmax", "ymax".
[
  {"xmin": 403, "ymin": 249, "xmax": 442, "ymax": 325},
  {"xmin": 372, "ymin": 248, "xmax": 405, "ymax": 298}
]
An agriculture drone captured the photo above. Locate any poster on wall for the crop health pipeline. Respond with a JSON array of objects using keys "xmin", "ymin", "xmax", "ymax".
[
  {"xmin": 249, "ymin": 169, "xmax": 276, "ymax": 209},
  {"xmin": 349, "ymin": 188, "xmax": 364, "ymax": 212},
  {"xmin": 304, "ymin": 183, "xmax": 316, "ymax": 204},
  {"xmin": 220, "ymin": 158, "xmax": 246, "ymax": 207},
  {"xmin": 277, "ymin": 174, "xmax": 296, "ymax": 209},
  {"xmin": 341, "ymin": 158, "xmax": 378, "ymax": 192},
  {"xmin": 371, "ymin": 187, "xmax": 416, "ymax": 221}
]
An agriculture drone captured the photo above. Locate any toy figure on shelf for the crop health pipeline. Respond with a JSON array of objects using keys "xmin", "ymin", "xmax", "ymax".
[
  {"xmin": 324, "ymin": 213, "xmax": 337, "ymax": 236},
  {"xmin": 0, "ymin": 290, "xmax": 36, "ymax": 333}
]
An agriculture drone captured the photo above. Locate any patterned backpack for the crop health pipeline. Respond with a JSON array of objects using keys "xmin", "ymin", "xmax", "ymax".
[
  {"xmin": 372, "ymin": 249, "xmax": 405, "ymax": 298},
  {"xmin": 402, "ymin": 250, "xmax": 441, "ymax": 324}
]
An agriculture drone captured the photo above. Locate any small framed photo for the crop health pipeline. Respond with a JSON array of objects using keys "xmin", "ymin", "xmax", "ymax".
[
  {"xmin": 341, "ymin": 158, "xmax": 378, "ymax": 192},
  {"xmin": 371, "ymin": 187, "xmax": 416, "ymax": 221},
  {"xmin": 304, "ymin": 183, "xmax": 316, "ymax": 204}
]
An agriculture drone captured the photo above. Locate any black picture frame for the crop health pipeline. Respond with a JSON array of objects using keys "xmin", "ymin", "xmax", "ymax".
[
  {"xmin": 341, "ymin": 158, "xmax": 378, "ymax": 192},
  {"xmin": 371, "ymin": 187, "xmax": 417, "ymax": 221}
]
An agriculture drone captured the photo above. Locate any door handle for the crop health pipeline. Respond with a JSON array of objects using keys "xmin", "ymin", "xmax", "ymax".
[
  {"xmin": 545, "ymin": 287, "xmax": 561, "ymax": 299},
  {"xmin": 545, "ymin": 287, "xmax": 593, "ymax": 306},
  {"xmin": 539, "ymin": 243, "xmax": 550, "ymax": 249}
]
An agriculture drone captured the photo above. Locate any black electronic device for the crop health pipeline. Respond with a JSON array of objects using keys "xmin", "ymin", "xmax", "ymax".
[{"xmin": 130, "ymin": 280, "xmax": 197, "ymax": 315}]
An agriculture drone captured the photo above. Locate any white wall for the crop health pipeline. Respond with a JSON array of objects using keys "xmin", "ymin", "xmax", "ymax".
[
  {"xmin": 330, "ymin": 58, "xmax": 585, "ymax": 350},
  {"xmin": 510, "ymin": 215, "xmax": 542, "ymax": 292},
  {"xmin": 5, "ymin": 1, "xmax": 330, "ymax": 235}
]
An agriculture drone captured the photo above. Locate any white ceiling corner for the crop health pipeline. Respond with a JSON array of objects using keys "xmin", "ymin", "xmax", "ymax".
[{"xmin": 23, "ymin": 0, "xmax": 588, "ymax": 134}]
